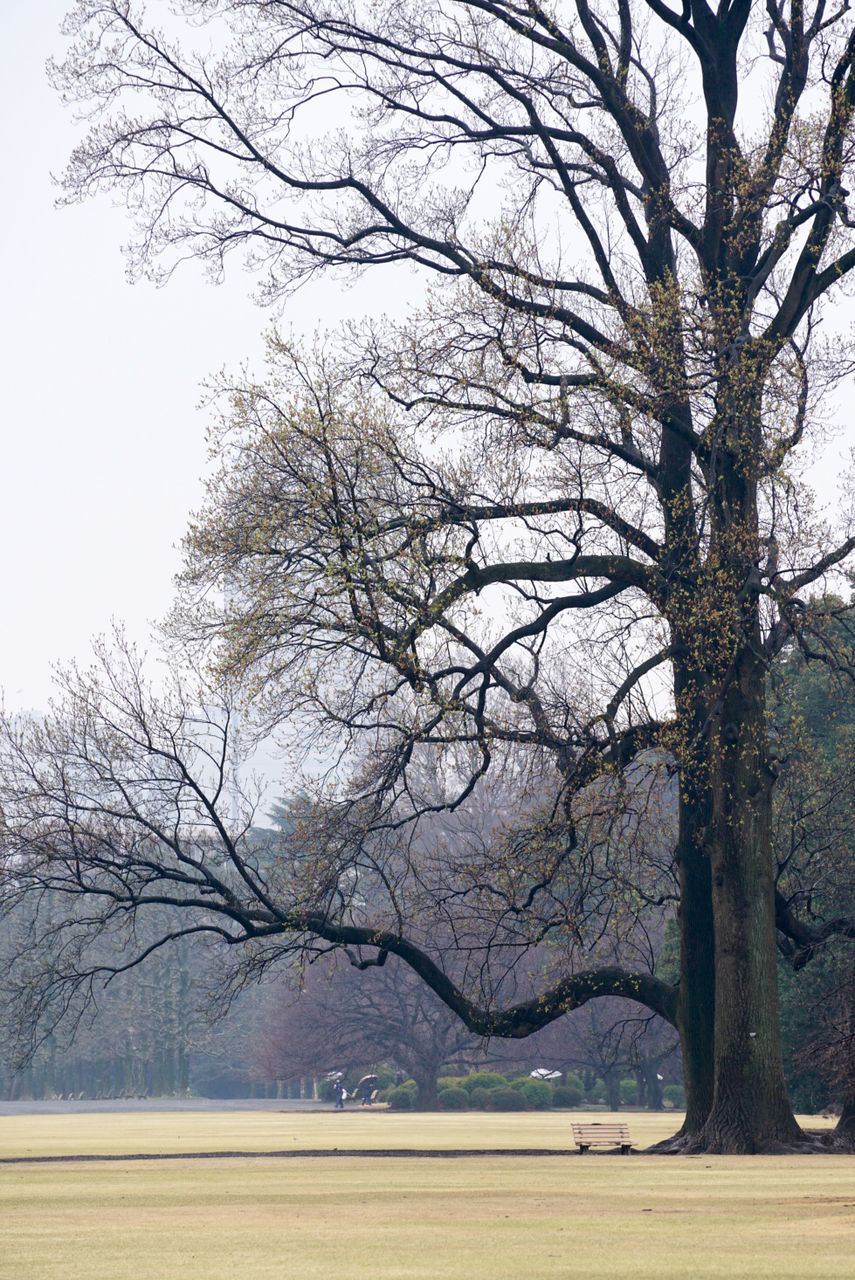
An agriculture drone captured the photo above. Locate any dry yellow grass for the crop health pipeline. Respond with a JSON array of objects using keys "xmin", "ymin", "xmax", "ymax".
[
  {"xmin": 0, "ymin": 1108, "xmax": 834, "ymax": 1160},
  {"xmin": 0, "ymin": 1110, "xmax": 851, "ymax": 1279},
  {"xmin": 2, "ymin": 1150, "xmax": 855, "ymax": 1280}
]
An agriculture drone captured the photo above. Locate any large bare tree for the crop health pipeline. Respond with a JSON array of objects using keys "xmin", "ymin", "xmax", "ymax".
[{"xmin": 5, "ymin": 0, "xmax": 855, "ymax": 1151}]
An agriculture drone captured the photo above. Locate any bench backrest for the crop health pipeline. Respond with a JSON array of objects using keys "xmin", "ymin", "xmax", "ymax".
[{"xmin": 571, "ymin": 1122, "xmax": 632, "ymax": 1140}]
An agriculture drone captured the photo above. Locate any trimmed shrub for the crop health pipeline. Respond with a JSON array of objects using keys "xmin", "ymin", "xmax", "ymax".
[
  {"xmin": 317, "ymin": 1079, "xmax": 336, "ymax": 1102},
  {"xmin": 522, "ymin": 1079, "xmax": 553, "ymax": 1110},
  {"xmin": 620, "ymin": 1078, "xmax": 638, "ymax": 1106},
  {"xmin": 550, "ymin": 1085, "xmax": 582, "ymax": 1109},
  {"xmin": 564, "ymin": 1073, "xmax": 585, "ymax": 1093},
  {"xmin": 437, "ymin": 1076, "xmax": 468, "ymax": 1093},
  {"xmin": 662, "ymin": 1084, "xmax": 686, "ymax": 1110},
  {"xmin": 585, "ymin": 1079, "xmax": 607, "ymax": 1104},
  {"xmin": 387, "ymin": 1085, "xmax": 413, "ymax": 1110},
  {"xmin": 490, "ymin": 1086, "xmax": 527, "ymax": 1111},
  {"xmin": 438, "ymin": 1086, "xmax": 469, "ymax": 1110},
  {"xmin": 461, "ymin": 1072, "xmax": 508, "ymax": 1093},
  {"xmin": 469, "ymin": 1087, "xmax": 492, "ymax": 1110}
]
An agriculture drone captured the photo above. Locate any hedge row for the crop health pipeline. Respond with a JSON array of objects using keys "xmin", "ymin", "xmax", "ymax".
[{"xmin": 384, "ymin": 1078, "xmax": 686, "ymax": 1111}]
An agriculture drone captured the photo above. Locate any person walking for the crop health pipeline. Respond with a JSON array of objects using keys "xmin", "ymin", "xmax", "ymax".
[{"xmin": 357, "ymin": 1074, "xmax": 378, "ymax": 1106}]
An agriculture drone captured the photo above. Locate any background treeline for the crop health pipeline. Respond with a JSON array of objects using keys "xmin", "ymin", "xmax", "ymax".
[{"xmin": 0, "ymin": 916, "xmax": 278, "ymax": 1102}]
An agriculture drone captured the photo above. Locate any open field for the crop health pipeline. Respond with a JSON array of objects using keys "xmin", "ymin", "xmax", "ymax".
[
  {"xmin": 1, "ymin": 1112, "xmax": 851, "ymax": 1280},
  {"xmin": 0, "ymin": 1107, "xmax": 835, "ymax": 1160}
]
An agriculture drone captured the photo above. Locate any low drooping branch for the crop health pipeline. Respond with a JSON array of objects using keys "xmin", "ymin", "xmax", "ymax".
[{"xmin": 269, "ymin": 912, "xmax": 679, "ymax": 1035}]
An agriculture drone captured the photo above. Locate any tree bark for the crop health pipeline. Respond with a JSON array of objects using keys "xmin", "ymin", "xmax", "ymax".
[
  {"xmin": 674, "ymin": 772, "xmax": 716, "ymax": 1138},
  {"xmin": 604, "ymin": 1069, "xmax": 621, "ymax": 1112},
  {"xmin": 835, "ymin": 1093, "xmax": 855, "ymax": 1147},
  {"xmin": 668, "ymin": 647, "xmax": 717, "ymax": 1141},
  {"xmin": 832, "ymin": 957, "xmax": 855, "ymax": 1147},
  {"xmin": 696, "ymin": 646, "xmax": 803, "ymax": 1151},
  {"xmin": 415, "ymin": 1072, "xmax": 439, "ymax": 1111}
]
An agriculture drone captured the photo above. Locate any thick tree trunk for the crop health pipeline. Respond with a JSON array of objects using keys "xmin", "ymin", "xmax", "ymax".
[
  {"xmin": 834, "ymin": 1093, "xmax": 855, "ymax": 1147},
  {"xmin": 669, "ymin": 655, "xmax": 716, "ymax": 1141},
  {"xmin": 675, "ymin": 784, "xmax": 716, "ymax": 1138},
  {"xmin": 831, "ymin": 959, "xmax": 855, "ymax": 1148},
  {"xmin": 603, "ymin": 1069, "xmax": 621, "ymax": 1111},
  {"xmin": 694, "ymin": 648, "xmax": 803, "ymax": 1152},
  {"xmin": 415, "ymin": 1072, "xmax": 439, "ymax": 1111},
  {"xmin": 667, "ymin": 538, "xmax": 804, "ymax": 1153},
  {"xmin": 635, "ymin": 1060, "xmax": 665, "ymax": 1110}
]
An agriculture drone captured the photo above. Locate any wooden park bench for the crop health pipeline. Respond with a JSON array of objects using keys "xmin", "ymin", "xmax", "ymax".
[{"xmin": 571, "ymin": 1121, "xmax": 633, "ymax": 1154}]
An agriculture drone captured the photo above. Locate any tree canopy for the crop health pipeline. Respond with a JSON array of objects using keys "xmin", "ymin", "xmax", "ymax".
[{"xmin": 4, "ymin": 0, "xmax": 855, "ymax": 1152}]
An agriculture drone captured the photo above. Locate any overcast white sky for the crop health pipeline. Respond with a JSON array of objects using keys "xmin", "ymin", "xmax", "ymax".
[
  {"xmin": 0, "ymin": 3, "xmax": 376, "ymax": 721},
  {"xmin": 0, "ymin": 4, "xmax": 250, "ymax": 710}
]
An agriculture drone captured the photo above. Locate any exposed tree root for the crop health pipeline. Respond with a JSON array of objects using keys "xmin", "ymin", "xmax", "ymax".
[
  {"xmin": 819, "ymin": 1126, "xmax": 855, "ymax": 1153},
  {"xmin": 647, "ymin": 1129, "xmax": 840, "ymax": 1155}
]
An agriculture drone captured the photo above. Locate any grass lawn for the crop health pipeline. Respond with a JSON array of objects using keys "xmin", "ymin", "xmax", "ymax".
[
  {"xmin": 0, "ymin": 1108, "xmax": 686, "ymax": 1160},
  {"xmin": 0, "ymin": 1108, "xmax": 834, "ymax": 1160},
  {"xmin": 1, "ymin": 1112, "xmax": 851, "ymax": 1280}
]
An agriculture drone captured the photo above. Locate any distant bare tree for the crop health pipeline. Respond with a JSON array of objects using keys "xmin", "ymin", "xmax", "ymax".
[{"xmin": 255, "ymin": 955, "xmax": 485, "ymax": 1108}]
